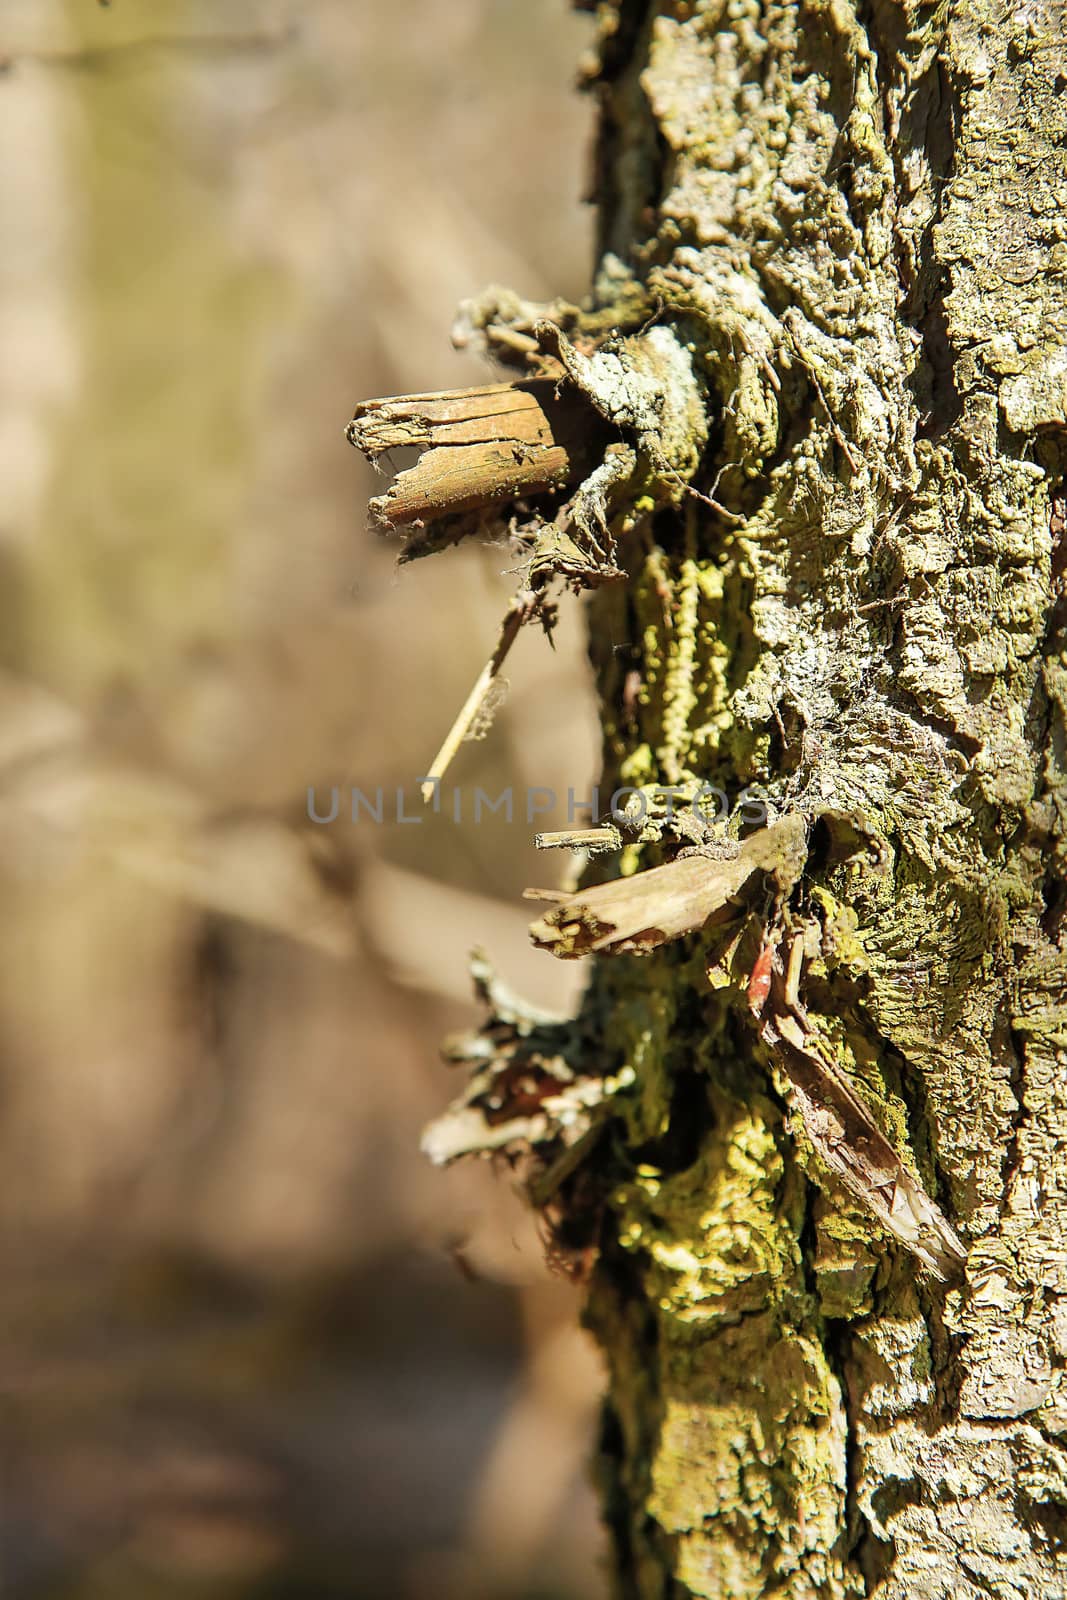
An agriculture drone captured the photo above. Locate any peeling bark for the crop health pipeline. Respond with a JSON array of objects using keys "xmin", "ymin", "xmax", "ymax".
[{"xmin": 360, "ymin": 0, "xmax": 1067, "ymax": 1592}]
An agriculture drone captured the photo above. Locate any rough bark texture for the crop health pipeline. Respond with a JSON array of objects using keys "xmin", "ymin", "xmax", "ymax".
[
  {"xmin": 413, "ymin": 0, "xmax": 1067, "ymax": 1594},
  {"xmin": 568, "ymin": 2, "xmax": 1067, "ymax": 1594}
]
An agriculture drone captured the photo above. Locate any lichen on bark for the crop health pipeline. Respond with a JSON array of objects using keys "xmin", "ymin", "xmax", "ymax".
[{"xmin": 412, "ymin": 0, "xmax": 1067, "ymax": 1593}]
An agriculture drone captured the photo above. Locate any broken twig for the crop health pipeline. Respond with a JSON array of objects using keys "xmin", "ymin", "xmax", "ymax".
[
  {"xmin": 528, "ymin": 814, "xmax": 807, "ymax": 957},
  {"xmin": 347, "ymin": 380, "xmax": 605, "ymax": 555},
  {"xmin": 534, "ymin": 826, "xmax": 622, "ymax": 854}
]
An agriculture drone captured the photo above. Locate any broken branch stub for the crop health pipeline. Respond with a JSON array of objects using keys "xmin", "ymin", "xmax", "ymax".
[
  {"xmin": 346, "ymin": 379, "xmax": 606, "ymax": 555},
  {"xmin": 529, "ymin": 814, "xmax": 807, "ymax": 958}
]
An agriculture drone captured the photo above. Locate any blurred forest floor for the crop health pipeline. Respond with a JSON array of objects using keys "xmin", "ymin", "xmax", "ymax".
[{"xmin": 0, "ymin": 3, "xmax": 606, "ymax": 1595}]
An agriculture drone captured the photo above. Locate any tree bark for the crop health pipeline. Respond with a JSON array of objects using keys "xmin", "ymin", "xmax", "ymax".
[{"xmin": 363, "ymin": 0, "xmax": 1067, "ymax": 1593}]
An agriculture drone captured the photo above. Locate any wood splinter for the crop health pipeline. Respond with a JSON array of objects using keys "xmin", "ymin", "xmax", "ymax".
[
  {"xmin": 419, "ymin": 591, "xmax": 533, "ymax": 804},
  {"xmin": 534, "ymin": 826, "xmax": 622, "ymax": 854}
]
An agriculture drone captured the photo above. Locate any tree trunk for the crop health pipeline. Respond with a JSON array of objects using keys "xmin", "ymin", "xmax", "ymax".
[{"xmin": 359, "ymin": 0, "xmax": 1067, "ymax": 1593}]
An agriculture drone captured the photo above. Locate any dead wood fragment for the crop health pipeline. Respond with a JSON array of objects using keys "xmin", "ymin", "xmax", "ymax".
[
  {"xmin": 535, "ymin": 826, "xmax": 622, "ymax": 854},
  {"xmin": 528, "ymin": 814, "xmax": 807, "ymax": 957},
  {"xmin": 421, "ymin": 951, "xmax": 631, "ymax": 1168},
  {"xmin": 346, "ymin": 380, "xmax": 604, "ymax": 549}
]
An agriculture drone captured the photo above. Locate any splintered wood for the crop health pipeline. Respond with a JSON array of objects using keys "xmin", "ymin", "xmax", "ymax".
[
  {"xmin": 348, "ymin": 373, "xmax": 622, "ymax": 796},
  {"xmin": 347, "ymin": 380, "xmax": 599, "ymax": 541},
  {"xmin": 527, "ymin": 811, "xmax": 966, "ymax": 1278},
  {"xmin": 527, "ymin": 815, "xmax": 808, "ymax": 957}
]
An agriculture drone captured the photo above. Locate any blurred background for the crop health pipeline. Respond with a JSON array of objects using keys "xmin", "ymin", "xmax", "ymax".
[{"xmin": 0, "ymin": 2, "xmax": 607, "ymax": 1595}]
